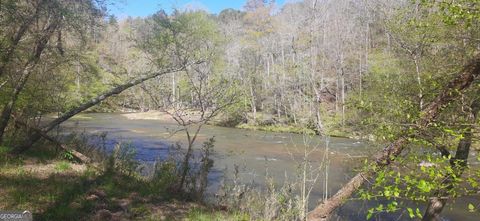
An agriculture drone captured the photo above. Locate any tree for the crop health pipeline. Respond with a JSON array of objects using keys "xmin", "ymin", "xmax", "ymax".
[
  {"xmin": 422, "ymin": 95, "xmax": 480, "ymax": 220},
  {"xmin": 309, "ymin": 0, "xmax": 480, "ymax": 219},
  {"xmin": 308, "ymin": 53, "xmax": 480, "ymax": 220},
  {"xmin": 144, "ymin": 11, "xmax": 239, "ymax": 191},
  {"xmin": 0, "ymin": 0, "xmax": 104, "ymax": 143},
  {"xmin": 8, "ymin": 9, "xmax": 212, "ymax": 154}
]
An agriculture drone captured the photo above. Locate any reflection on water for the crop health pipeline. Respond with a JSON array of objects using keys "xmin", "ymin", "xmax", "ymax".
[{"xmin": 58, "ymin": 113, "xmax": 478, "ymax": 221}]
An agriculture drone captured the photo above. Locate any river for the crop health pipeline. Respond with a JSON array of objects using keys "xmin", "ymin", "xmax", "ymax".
[{"xmin": 58, "ymin": 113, "xmax": 478, "ymax": 220}]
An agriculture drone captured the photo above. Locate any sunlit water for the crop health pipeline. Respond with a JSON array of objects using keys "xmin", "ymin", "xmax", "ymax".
[{"xmin": 57, "ymin": 113, "xmax": 478, "ymax": 220}]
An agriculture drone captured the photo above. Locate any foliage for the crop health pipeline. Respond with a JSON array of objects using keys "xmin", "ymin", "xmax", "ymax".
[
  {"xmin": 348, "ymin": 52, "xmax": 418, "ymax": 141},
  {"xmin": 1, "ymin": 0, "xmax": 480, "ymax": 220},
  {"xmin": 107, "ymin": 142, "xmax": 139, "ymax": 176},
  {"xmin": 421, "ymin": 0, "xmax": 480, "ymax": 28},
  {"xmin": 345, "ymin": 0, "xmax": 480, "ymax": 219},
  {"xmin": 360, "ymin": 153, "xmax": 480, "ymax": 220}
]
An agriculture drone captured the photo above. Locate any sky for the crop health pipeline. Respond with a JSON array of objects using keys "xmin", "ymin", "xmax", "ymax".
[{"xmin": 107, "ymin": 0, "xmax": 289, "ymax": 18}]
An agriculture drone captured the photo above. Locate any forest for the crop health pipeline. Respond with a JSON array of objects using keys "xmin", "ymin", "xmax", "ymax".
[{"xmin": 0, "ymin": 0, "xmax": 479, "ymax": 220}]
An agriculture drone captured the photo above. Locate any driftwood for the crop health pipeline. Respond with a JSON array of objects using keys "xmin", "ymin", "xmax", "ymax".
[
  {"xmin": 307, "ymin": 53, "xmax": 480, "ymax": 221},
  {"xmin": 12, "ymin": 115, "xmax": 91, "ymax": 163}
]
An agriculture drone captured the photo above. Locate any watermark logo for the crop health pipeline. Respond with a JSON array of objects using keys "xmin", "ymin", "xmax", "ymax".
[{"xmin": 0, "ymin": 211, "xmax": 32, "ymax": 221}]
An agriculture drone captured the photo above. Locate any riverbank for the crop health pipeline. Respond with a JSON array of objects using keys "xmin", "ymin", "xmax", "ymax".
[
  {"xmin": 120, "ymin": 110, "xmax": 359, "ymax": 139},
  {"xmin": 122, "ymin": 111, "xmax": 178, "ymax": 123},
  {"xmin": 0, "ymin": 146, "xmax": 245, "ymax": 221}
]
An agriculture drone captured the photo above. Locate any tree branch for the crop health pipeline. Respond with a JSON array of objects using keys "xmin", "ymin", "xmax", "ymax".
[{"xmin": 307, "ymin": 53, "xmax": 480, "ymax": 220}]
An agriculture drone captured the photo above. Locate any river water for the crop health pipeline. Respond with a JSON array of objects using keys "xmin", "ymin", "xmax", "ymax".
[{"xmin": 58, "ymin": 113, "xmax": 478, "ymax": 220}]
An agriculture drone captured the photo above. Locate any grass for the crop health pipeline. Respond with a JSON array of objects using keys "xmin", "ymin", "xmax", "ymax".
[
  {"xmin": 0, "ymin": 145, "xmax": 10, "ymax": 153},
  {"xmin": 187, "ymin": 208, "xmax": 250, "ymax": 221},
  {"xmin": 0, "ymin": 167, "xmax": 92, "ymax": 220},
  {"xmin": 54, "ymin": 161, "xmax": 72, "ymax": 172},
  {"xmin": 0, "ymin": 158, "xmax": 175, "ymax": 220},
  {"xmin": 0, "ymin": 145, "xmax": 241, "ymax": 221},
  {"xmin": 236, "ymin": 121, "xmax": 357, "ymax": 139}
]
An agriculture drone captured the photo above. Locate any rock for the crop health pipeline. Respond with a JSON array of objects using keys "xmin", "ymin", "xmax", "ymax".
[
  {"xmin": 117, "ymin": 199, "xmax": 131, "ymax": 211},
  {"xmin": 94, "ymin": 209, "xmax": 112, "ymax": 221},
  {"xmin": 419, "ymin": 161, "xmax": 436, "ymax": 167},
  {"xmin": 69, "ymin": 202, "xmax": 82, "ymax": 209},
  {"xmin": 86, "ymin": 194, "xmax": 100, "ymax": 201},
  {"xmin": 111, "ymin": 211, "xmax": 125, "ymax": 221},
  {"xmin": 91, "ymin": 189, "xmax": 107, "ymax": 199}
]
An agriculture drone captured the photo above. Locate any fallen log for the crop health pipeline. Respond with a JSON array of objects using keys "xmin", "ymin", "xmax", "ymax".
[
  {"xmin": 307, "ymin": 53, "xmax": 480, "ymax": 221},
  {"xmin": 11, "ymin": 115, "xmax": 91, "ymax": 163}
]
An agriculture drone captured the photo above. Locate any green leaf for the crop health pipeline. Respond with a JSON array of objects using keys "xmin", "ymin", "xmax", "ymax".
[
  {"xmin": 393, "ymin": 187, "xmax": 400, "ymax": 197},
  {"xmin": 416, "ymin": 208, "xmax": 422, "ymax": 218},
  {"xmin": 384, "ymin": 189, "xmax": 391, "ymax": 197},
  {"xmin": 387, "ymin": 201, "xmax": 398, "ymax": 212},
  {"xmin": 366, "ymin": 212, "xmax": 372, "ymax": 220},
  {"xmin": 468, "ymin": 203, "xmax": 475, "ymax": 212},
  {"xmin": 407, "ymin": 208, "xmax": 415, "ymax": 218},
  {"xmin": 376, "ymin": 204, "xmax": 384, "ymax": 212},
  {"xmin": 417, "ymin": 180, "xmax": 432, "ymax": 193},
  {"xmin": 367, "ymin": 208, "xmax": 374, "ymax": 220}
]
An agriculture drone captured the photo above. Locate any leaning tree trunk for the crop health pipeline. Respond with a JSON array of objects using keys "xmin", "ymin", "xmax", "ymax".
[
  {"xmin": 0, "ymin": 19, "xmax": 59, "ymax": 143},
  {"xmin": 422, "ymin": 96, "xmax": 480, "ymax": 221},
  {"xmin": 0, "ymin": 67, "xmax": 35, "ymax": 143},
  {"xmin": 307, "ymin": 53, "xmax": 480, "ymax": 221},
  {"xmin": 10, "ymin": 65, "xmax": 186, "ymax": 154}
]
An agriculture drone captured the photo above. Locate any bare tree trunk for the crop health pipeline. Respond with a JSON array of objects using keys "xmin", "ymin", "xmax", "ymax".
[
  {"xmin": 363, "ymin": 0, "xmax": 369, "ymax": 96},
  {"xmin": 178, "ymin": 123, "xmax": 204, "ymax": 191},
  {"xmin": 250, "ymin": 84, "xmax": 257, "ymax": 122},
  {"xmin": 335, "ymin": 76, "xmax": 339, "ymax": 112},
  {"xmin": 341, "ymin": 72, "xmax": 345, "ymax": 126},
  {"xmin": 179, "ymin": 140, "xmax": 193, "ymax": 190},
  {"xmin": 359, "ymin": 54, "xmax": 363, "ymax": 96},
  {"xmin": 291, "ymin": 100, "xmax": 298, "ymax": 124},
  {"xmin": 422, "ymin": 96, "xmax": 480, "ymax": 221},
  {"xmin": 320, "ymin": 10, "xmax": 328, "ymax": 90},
  {"xmin": 414, "ymin": 57, "xmax": 424, "ymax": 109},
  {"xmin": 0, "ymin": 68, "xmax": 33, "ymax": 143},
  {"xmin": 172, "ymin": 73, "xmax": 176, "ymax": 105},
  {"xmin": 308, "ymin": 53, "xmax": 480, "ymax": 221},
  {"xmin": 315, "ymin": 108, "xmax": 325, "ymax": 136}
]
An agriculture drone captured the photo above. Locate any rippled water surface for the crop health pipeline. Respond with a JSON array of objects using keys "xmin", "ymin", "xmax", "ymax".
[{"xmin": 58, "ymin": 113, "xmax": 478, "ymax": 220}]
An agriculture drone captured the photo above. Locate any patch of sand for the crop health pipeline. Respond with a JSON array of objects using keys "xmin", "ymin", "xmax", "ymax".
[
  {"xmin": 122, "ymin": 111, "xmax": 175, "ymax": 122},
  {"xmin": 122, "ymin": 110, "xmax": 205, "ymax": 124}
]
